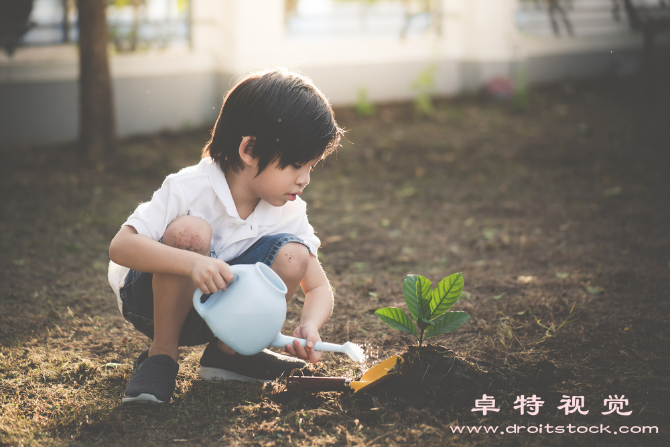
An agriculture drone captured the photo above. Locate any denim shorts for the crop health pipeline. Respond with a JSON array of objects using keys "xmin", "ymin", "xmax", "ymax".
[{"xmin": 119, "ymin": 233, "xmax": 310, "ymax": 346}]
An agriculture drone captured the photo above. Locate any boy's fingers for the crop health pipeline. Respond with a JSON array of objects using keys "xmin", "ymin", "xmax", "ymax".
[
  {"xmin": 213, "ymin": 274, "xmax": 227, "ymax": 291},
  {"xmin": 196, "ymin": 280, "xmax": 210, "ymax": 294},
  {"xmin": 219, "ymin": 264, "xmax": 234, "ymax": 283},
  {"xmin": 292, "ymin": 340, "xmax": 309, "ymax": 361},
  {"xmin": 205, "ymin": 279, "xmax": 218, "ymax": 294}
]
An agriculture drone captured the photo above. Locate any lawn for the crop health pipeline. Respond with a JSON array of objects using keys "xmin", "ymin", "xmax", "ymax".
[{"xmin": 1, "ymin": 76, "xmax": 669, "ymax": 446}]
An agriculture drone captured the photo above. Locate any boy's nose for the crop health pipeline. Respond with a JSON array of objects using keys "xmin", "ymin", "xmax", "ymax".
[{"xmin": 297, "ymin": 170, "xmax": 310, "ymax": 187}]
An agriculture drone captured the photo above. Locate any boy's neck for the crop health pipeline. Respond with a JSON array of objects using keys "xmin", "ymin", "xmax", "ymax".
[{"xmin": 224, "ymin": 165, "xmax": 259, "ymax": 220}]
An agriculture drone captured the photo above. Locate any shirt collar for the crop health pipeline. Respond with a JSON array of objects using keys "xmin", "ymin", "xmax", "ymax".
[{"xmin": 204, "ymin": 157, "xmax": 281, "ymax": 226}]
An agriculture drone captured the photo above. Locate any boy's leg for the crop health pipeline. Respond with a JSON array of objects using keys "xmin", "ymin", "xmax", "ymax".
[
  {"xmin": 214, "ymin": 241, "xmax": 309, "ymax": 354},
  {"xmin": 151, "ymin": 215, "xmax": 212, "ymax": 362},
  {"xmin": 201, "ymin": 236, "xmax": 310, "ymax": 382},
  {"xmin": 272, "ymin": 242, "xmax": 311, "ymax": 302}
]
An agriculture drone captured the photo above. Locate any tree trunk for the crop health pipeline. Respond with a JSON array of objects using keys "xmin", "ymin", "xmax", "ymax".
[{"xmin": 77, "ymin": 0, "xmax": 115, "ymax": 157}]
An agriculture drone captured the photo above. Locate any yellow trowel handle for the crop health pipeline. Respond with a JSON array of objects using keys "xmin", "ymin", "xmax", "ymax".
[{"xmin": 287, "ymin": 376, "xmax": 351, "ymax": 392}]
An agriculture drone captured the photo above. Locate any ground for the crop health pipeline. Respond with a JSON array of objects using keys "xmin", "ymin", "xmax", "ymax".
[{"xmin": 1, "ymin": 76, "xmax": 669, "ymax": 446}]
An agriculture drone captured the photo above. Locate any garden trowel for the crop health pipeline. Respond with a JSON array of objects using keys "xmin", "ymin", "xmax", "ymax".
[{"xmin": 287, "ymin": 355, "xmax": 403, "ymax": 393}]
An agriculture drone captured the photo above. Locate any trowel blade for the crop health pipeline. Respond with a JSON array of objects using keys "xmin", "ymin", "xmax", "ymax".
[{"xmin": 350, "ymin": 355, "xmax": 403, "ymax": 393}]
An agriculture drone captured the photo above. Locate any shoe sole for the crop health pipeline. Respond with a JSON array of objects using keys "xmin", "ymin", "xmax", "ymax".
[
  {"xmin": 122, "ymin": 393, "xmax": 165, "ymax": 404},
  {"xmin": 198, "ymin": 366, "xmax": 273, "ymax": 383}
]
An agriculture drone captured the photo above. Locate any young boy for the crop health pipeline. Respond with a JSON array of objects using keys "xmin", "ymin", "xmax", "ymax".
[{"xmin": 108, "ymin": 68, "xmax": 343, "ymax": 404}]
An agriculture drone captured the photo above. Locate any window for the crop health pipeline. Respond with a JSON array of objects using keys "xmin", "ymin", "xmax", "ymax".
[
  {"xmin": 516, "ymin": 0, "xmax": 631, "ymax": 37},
  {"xmin": 16, "ymin": 0, "xmax": 190, "ymax": 51},
  {"xmin": 285, "ymin": 0, "xmax": 440, "ymax": 40}
]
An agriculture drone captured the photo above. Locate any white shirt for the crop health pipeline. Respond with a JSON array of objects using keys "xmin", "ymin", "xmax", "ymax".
[{"xmin": 108, "ymin": 157, "xmax": 320, "ymax": 313}]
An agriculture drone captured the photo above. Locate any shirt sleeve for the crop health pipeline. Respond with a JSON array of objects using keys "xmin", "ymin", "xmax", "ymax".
[{"xmin": 123, "ymin": 175, "xmax": 188, "ymax": 241}]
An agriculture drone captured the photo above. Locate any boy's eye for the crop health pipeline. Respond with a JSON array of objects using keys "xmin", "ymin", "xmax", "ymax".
[{"xmin": 292, "ymin": 163, "xmax": 315, "ymax": 171}]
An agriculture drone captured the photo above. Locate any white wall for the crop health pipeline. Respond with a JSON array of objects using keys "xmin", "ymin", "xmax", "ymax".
[{"xmin": 0, "ymin": 0, "xmax": 663, "ymax": 147}]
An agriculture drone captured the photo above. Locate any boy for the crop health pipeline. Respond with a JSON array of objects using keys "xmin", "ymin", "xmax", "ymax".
[{"xmin": 108, "ymin": 68, "xmax": 343, "ymax": 404}]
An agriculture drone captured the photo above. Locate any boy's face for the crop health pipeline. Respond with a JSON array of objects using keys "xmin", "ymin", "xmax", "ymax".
[{"xmin": 249, "ymin": 157, "xmax": 321, "ymax": 207}]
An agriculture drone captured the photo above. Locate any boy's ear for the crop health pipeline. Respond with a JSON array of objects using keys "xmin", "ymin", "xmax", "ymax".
[{"xmin": 238, "ymin": 136, "xmax": 257, "ymax": 167}]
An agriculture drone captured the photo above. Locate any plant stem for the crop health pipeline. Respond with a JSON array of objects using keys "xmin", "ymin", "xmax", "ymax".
[{"xmin": 419, "ymin": 328, "xmax": 424, "ymax": 347}]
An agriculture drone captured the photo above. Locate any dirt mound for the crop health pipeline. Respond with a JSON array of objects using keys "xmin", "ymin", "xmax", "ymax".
[
  {"xmin": 357, "ymin": 345, "xmax": 508, "ymax": 416},
  {"xmin": 265, "ymin": 345, "xmax": 506, "ymax": 414}
]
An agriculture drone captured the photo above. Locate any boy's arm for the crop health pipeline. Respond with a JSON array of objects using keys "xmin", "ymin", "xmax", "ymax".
[
  {"xmin": 109, "ymin": 225, "xmax": 233, "ymax": 294},
  {"xmin": 285, "ymin": 255, "xmax": 334, "ymax": 363}
]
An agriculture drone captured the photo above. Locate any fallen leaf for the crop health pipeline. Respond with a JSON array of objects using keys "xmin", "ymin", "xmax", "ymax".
[
  {"xmin": 602, "ymin": 186, "xmax": 622, "ymax": 197},
  {"xmin": 92, "ymin": 261, "xmax": 107, "ymax": 271},
  {"xmin": 556, "ymin": 272, "xmax": 570, "ymax": 279},
  {"xmin": 482, "ymin": 228, "xmax": 497, "ymax": 240},
  {"xmin": 395, "ymin": 187, "xmax": 418, "ymax": 198},
  {"xmin": 324, "ymin": 235, "xmax": 344, "ymax": 244},
  {"xmin": 368, "ymin": 292, "xmax": 379, "ymax": 298},
  {"xmin": 492, "ymin": 294, "xmax": 505, "ymax": 300},
  {"xmin": 587, "ymin": 286, "xmax": 604, "ymax": 295},
  {"xmin": 517, "ymin": 276, "xmax": 535, "ymax": 283}
]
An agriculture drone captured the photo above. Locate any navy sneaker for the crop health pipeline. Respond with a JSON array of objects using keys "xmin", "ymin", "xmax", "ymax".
[
  {"xmin": 132, "ymin": 350, "xmax": 149, "ymax": 374},
  {"xmin": 122, "ymin": 353, "xmax": 179, "ymax": 404},
  {"xmin": 199, "ymin": 342, "xmax": 306, "ymax": 383}
]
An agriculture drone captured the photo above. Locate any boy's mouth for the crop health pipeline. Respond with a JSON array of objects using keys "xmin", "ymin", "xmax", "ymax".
[{"xmin": 287, "ymin": 191, "xmax": 302, "ymax": 201}]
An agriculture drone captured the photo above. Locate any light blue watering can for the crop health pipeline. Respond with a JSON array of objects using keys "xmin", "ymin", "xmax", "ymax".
[{"xmin": 192, "ymin": 262, "xmax": 363, "ymax": 362}]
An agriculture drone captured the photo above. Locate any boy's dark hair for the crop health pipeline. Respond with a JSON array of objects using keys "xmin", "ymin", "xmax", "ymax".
[{"xmin": 203, "ymin": 68, "xmax": 343, "ymax": 175}]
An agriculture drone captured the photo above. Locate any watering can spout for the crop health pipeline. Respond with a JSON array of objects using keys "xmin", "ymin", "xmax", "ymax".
[{"xmin": 269, "ymin": 333, "xmax": 365, "ymax": 363}]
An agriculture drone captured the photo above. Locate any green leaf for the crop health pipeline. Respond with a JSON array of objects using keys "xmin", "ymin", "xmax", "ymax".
[
  {"xmin": 374, "ymin": 307, "xmax": 417, "ymax": 336},
  {"xmin": 425, "ymin": 312, "xmax": 470, "ymax": 339},
  {"xmin": 404, "ymin": 274, "xmax": 432, "ymax": 320},
  {"xmin": 429, "ymin": 273, "xmax": 464, "ymax": 319},
  {"xmin": 403, "ymin": 275, "xmax": 420, "ymax": 320},
  {"xmin": 417, "ymin": 317, "xmax": 436, "ymax": 331},
  {"xmin": 416, "ymin": 275, "xmax": 433, "ymax": 319},
  {"xmin": 587, "ymin": 286, "xmax": 604, "ymax": 295}
]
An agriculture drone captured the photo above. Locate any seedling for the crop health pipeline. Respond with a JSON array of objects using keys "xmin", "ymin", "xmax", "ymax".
[{"xmin": 375, "ymin": 273, "xmax": 470, "ymax": 346}]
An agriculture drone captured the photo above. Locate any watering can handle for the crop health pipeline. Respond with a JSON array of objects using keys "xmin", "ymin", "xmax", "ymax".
[
  {"xmin": 268, "ymin": 333, "xmax": 346, "ymax": 354},
  {"xmin": 192, "ymin": 268, "xmax": 241, "ymax": 315}
]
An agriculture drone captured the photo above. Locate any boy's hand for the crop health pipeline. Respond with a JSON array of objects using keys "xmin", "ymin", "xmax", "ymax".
[
  {"xmin": 189, "ymin": 256, "xmax": 234, "ymax": 294},
  {"xmin": 286, "ymin": 323, "xmax": 322, "ymax": 363}
]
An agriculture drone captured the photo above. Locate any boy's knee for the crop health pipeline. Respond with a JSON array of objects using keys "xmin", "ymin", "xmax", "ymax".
[
  {"xmin": 162, "ymin": 216, "xmax": 212, "ymax": 256},
  {"xmin": 273, "ymin": 242, "xmax": 310, "ymax": 283}
]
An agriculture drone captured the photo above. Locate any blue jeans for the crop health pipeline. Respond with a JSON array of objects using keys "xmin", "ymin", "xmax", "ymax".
[{"xmin": 119, "ymin": 233, "xmax": 309, "ymax": 346}]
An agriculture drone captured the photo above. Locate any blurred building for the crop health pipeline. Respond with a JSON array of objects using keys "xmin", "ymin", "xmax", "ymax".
[{"xmin": 0, "ymin": 0, "xmax": 666, "ymax": 147}]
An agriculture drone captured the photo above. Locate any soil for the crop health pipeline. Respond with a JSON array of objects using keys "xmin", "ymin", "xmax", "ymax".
[{"xmin": 1, "ymin": 75, "xmax": 669, "ymax": 446}]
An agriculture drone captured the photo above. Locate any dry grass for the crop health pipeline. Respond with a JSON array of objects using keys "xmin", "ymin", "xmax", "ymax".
[{"xmin": 1, "ymin": 77, "xmax": 669, "ymax": 446}]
